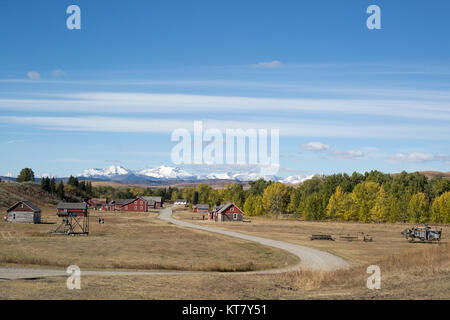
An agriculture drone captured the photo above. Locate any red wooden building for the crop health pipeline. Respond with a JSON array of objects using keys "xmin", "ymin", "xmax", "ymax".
[
  {"xmin": 119, "ymin": 197, "xmax": 148, "ymax": 212},
  {"xmin": 209, "ymin": 203, "xmax": 244, "ymax": 222},
  {"xmin": 87, "ymin": 198, "xmax": 107, "ymax": 209},
  {"xmin": 111, "ymin": 199, "xmax": 135, "ymax": 211},
  {"xmin": 57, "ymin": 202, "xmax": 88, "ymax": 217}
]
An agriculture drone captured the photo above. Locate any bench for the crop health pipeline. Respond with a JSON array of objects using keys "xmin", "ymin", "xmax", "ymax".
[{"xmin": 310, "ymin": 234, "xmax": 335, "ymax": 241}]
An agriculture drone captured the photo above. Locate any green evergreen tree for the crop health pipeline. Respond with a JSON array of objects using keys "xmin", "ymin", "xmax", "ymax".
[
  {"xmin": 193, "ymin": 191, "xmax": 199, "ymax": 205},
  {"xmin": 17, "ymin": 168, "xmax": 35, "ymax": 182},
  {"xmin": 57, "ymin": 181, "xmax": 65, "ymax": 200}
]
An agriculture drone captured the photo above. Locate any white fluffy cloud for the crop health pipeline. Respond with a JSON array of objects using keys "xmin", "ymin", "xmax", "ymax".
[
  {"xmin": 331, "ymin": 150, "xmax": 364, "ymax": 159},
  {"xmin": 301, "ymin": 141, "xmax": 331, "ymax": 151},
  {"xmin": 27, "ymin": 71, "xmax": 41, "ymax": 80},
  {"xmin": 252, "ymin": 60, "xmax": 281, "ymax": 68}
]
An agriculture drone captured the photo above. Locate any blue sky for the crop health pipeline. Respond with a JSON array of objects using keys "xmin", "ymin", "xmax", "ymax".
[{"xmin": 1, "ymin": 0, "xmax": 450, "ymax": 178}]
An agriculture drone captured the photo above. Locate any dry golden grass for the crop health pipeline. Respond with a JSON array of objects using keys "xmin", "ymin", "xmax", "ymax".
[
  {"xmin": 174, "ymin": 209, "xmax": 450, "ymax": 267},
  {"xmin": 1, "ymin": 206, "xmax": 448, "ymax": 300},
  {"xmin": 0, "ymin": 206, "xmax": 297, "ymax": 272},
  {"xmin": 1, "ymin": 242, "xmax": 448, "ymax": 299}
]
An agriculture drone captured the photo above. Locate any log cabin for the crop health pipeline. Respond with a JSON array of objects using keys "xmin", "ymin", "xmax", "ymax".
[{"xmin": 6, "ymin": 200, "xmax": 41, "ymax": 224}]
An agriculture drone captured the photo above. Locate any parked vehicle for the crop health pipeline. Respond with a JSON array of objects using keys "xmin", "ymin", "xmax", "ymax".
[{"xmin": 401, "ymin": 225, "xmax": 442, "ymax": 242}]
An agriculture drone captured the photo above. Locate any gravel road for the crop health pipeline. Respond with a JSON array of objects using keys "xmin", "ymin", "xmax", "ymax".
[{"xmin": 0, "ymin": 206, "xmax": 348, "ymax": 281}]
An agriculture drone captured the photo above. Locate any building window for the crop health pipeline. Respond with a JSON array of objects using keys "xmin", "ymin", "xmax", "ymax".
[
  {"xmin": 233, "ymin": 213, "xmax": 238, "ymax": 220},
  {"xmin": 19, "ymin": 204, "xmax": 23, "ymax": 208},
  {"xmin": 134, "ymin": 206, "xmax": 137, "ymax": 210},
  {"xmin": 140, "ymin": 206, "xmax": 143, "ymax": 210},
  {"xmin": 13, "ymin": 213, "xmax": 16, "ymax": 219},
  {"xmin": 230, "ymin": 207, "xmax": 234, "ymax": 212}
]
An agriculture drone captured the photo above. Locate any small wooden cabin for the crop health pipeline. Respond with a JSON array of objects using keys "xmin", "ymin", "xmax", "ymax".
[
  {"xmin": 145, "ymin": 196, "xmax": 162, "ymax": 208},
  {"xmin": 210, "ymin": 203, "xmax": 244, "ymax": 222},
  {"xmin": 194, "ymin": 203, "xmax": 210, "ymax": 214},
  {"xmin": 6, "ymin": 200, "xmax": 41, "ymax": 224}
]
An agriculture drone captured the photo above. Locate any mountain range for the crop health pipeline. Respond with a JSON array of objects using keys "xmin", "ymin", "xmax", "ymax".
[{"xmin": 76, "ymin": 165, "xmax": 315, "ymax": 185}]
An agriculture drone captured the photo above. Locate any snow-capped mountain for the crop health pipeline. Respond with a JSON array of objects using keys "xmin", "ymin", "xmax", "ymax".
[
  {"xmin": 281, "ymin": 174, "xmax": 316, "ymax": 184},
  {"xmin": 76, "ymin": 165, "xmax": 316, "ymax": 184},
  {"xmin": 78, "ymin": 165, "xmax": 131, "ymax": 178},
  {"xmin": 36, "ymin": 173, "xmax": 59, "ymax": 179},
  {"xmin": 138, "ymin": 166, "xmax": 195, "ymax": 180}
]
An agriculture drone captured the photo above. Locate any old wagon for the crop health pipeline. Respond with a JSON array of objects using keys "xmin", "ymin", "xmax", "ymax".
[{"xmin": 401, "ymin": 225, "xmax": 442, "ymax": 242}]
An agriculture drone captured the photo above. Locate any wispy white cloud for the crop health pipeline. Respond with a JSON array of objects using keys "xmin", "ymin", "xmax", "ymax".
[
  {"xmin": 331, "ymin": 150, "xmax": 364, "ymax": 159},
  {"xmin": 252, "ymin": 60, "xmax": 281, "ymax": 68},
  {"xmin": 51, "ymin": 69, "xmax": 67, "ymax": 78},
  {"xmin": 0, "ymin": 92, "xmax": 449, "ymax": 121},
  {"xmin": 1, "ymin": 116, "xmax": 448, "ymax": 140},
  {"xmin": 6, "ymin": 139, "xmax": 24, "ymax": 144},
  {"xmin": 27, "ymin": 71, "xmax": 41, "ymax": 80},
  {"xmin": 386, "ymin": 152, "xmax": 450, "ymax": 163},
  {"xmin": 301, "ymin": 141, "xmax": 330, "ymax": 151}
]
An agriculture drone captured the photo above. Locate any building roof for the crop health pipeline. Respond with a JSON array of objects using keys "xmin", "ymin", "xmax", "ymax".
[
  {"xmin": 6, "ymin": 200, "xmax": 41, "ymax": 213},
  {"xmin": 217, "ymin": 203, "xmax": 242, "ymax": 214},
  {"xmin": 57, "ymin": 202, "xmax": 88, "ymax": 210},
  {"xmin": 175, "ymin": 199, "xmax": 187, "ymax": 203},
  {"xmin": 89, "ymin": 199, "xmax": 107, "ymax": 205},
  {"xmin": 112, "ymin": 199, "xmax": 135, "ymax": 205},
  {"xmin": 142, "ymin": 196, "xmax": 162, "ymax": 202},
  {"xmin": 195, "ymin": 204, "xmax": 210, "ymax": 209}
]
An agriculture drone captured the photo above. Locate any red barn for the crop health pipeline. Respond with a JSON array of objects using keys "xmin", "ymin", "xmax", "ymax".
[
  {"xmin": 100, "ymin": 203, "xmax": 114, "ymax": 211},
  {"xmin": 87, "ymin": 198, "xmax": 107, "ymax": 210},
  {"xmin": 57, "ymin": 202, "xmax": 88, "ymax": 217},
  {"xmin": 111, "ymin": 199, "xmax": 135, "ymax": 211},
  {"xmin": 210, "ymin": 203, "xmax": 244, "ymax": 222},
  {"xmin": 120, "ymin": 197, "xmax": 148, "ymax": 212}
]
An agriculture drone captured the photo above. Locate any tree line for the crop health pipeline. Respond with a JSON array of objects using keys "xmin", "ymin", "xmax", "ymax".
[
  {"xmin": 173, "ymin": 171, "xmax": 450, "ymax": 224},
  {"xmin": 15, "ymin": 167, "xmax": 450, "ymax": 223}
]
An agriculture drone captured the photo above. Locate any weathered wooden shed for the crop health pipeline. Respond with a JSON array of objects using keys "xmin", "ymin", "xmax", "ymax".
[
  {"xmin": 145, "ymin": 196, "xmax": 162, "ymax": 208},
  {"xmin": 6, "ymin": 200, "xmax": 41, "ymax": 224},
  {"xmin": 194, "ymin": 203, "xmax": 210, "ymax": 214}
]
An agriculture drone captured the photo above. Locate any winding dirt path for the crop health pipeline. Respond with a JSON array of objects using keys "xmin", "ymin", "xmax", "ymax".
[{"xmin": 0, "ymin": 206, "xmax": 348, "ymax": 280}]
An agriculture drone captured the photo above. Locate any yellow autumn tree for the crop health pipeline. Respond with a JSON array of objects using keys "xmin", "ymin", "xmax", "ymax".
[
  {"xmin": 371, "ymin": 186, "xmax": 389, "ymax": 222},
  {"xmin": 408, "ymin": 192, "xmax": 430, "ymax": 223},
  {"xmin": 244, "ymin": 194, "xmax": 264, "ymax": 216},
  {"xmin": 350, "ymin": 181, "xmax": 380, "ymax": 222},
  {"xmin": 262, "ymin": 182, "xmax": 289, "ymax": 218},
  {"xmin": 326, "ymin": 186, "xmax": 350, "ymax": 221},
  {"xmin": 431, "ymin": 191, "xmax": 450, "ymax": 224}
]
